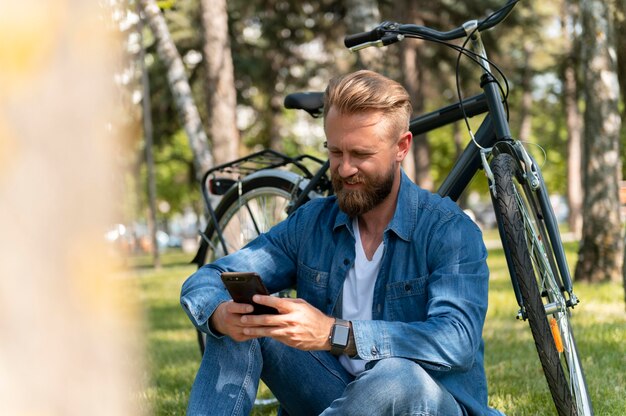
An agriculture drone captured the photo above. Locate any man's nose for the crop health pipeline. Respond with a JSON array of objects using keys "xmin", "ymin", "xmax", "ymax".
[{"xmin": 337, "ymin": 156, "xmax": 358, "ymax": 178}]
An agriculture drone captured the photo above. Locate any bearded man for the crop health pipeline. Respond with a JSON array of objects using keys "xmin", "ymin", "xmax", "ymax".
[{"xmin": 181, "ymin": 70, "xmax": 503, "ymax": 416}]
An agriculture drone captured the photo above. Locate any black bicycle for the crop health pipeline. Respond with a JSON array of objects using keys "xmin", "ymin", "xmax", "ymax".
[{"xmin": 192, "ymin": 1, "xmax": 593, "ymax": 414}]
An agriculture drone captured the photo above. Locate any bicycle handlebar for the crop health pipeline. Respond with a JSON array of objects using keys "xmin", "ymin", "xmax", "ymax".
[{"xmin": 344, "ymin": 0, "xmax": 518, "ymax": 50}]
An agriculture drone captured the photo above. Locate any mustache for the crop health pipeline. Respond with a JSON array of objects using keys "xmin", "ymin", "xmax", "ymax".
[
  {"xmin": 332, "ymin": 172, "xmax": 366, "ymax": 186},
  {"xmin": 344, "ymin": 176, "xmax": 365, "ymax": 185}
]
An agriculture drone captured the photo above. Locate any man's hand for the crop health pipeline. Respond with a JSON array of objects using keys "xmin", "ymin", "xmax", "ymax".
[
  {"xmin": 209, "ymin": 301, "xmax": 256, "ymax": 342},
  {"xmin": 238, "ymin": 295, "xmax": 335, "ymax": 351},
  {"xmin": 209, "ymin": 296, "xmax": 335, "ymax": 350}
]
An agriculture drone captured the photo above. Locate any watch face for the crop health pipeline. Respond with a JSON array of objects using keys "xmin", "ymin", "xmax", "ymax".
[{"xmin": 332, "ymin": 324, "xmax": 350, "ymax": 347}]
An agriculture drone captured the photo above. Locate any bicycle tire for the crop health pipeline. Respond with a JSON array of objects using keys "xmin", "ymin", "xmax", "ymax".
[
  {"xmin": 196, "ymin": 171, "xmax": 312, "ymax": 354},
  {"xmin": 490, "ymin": 153, "xmax": 593, "ymax": 416}
]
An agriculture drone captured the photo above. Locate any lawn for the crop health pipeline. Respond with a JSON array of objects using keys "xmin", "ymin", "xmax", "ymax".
[{"xmin": 132, "ymin": 243, "xmax": 626, "ymax": 415}]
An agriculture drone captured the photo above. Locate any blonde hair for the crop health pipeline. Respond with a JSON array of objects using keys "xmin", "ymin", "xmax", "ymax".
[{"xmin": 323, "ymin": 70, "xmax": 412, "ymax": 139}]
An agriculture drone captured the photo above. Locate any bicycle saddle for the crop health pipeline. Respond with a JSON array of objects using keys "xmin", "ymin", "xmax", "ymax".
[{"xmin": 284, "ymin": 92, "xmax": 324, "ymax": 118}]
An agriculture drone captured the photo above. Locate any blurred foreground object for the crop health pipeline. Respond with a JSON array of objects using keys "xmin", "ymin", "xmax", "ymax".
[{"xmin": 0, "ymin": 1, "xmax": 143, "ymax": 415}]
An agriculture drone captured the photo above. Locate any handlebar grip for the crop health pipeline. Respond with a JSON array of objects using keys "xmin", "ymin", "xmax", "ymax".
[{"xmin": 344, "ymin": 28, "xmax": 382, "ymax": 48}]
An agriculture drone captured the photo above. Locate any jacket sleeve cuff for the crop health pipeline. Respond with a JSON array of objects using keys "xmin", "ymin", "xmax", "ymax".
[
  {"xmin": 181, "ymin": 296, "xmax": 229, "ymax": 339},
  {"xmin": 351, "ymin": 320, "xmax": 390, "ymax": 360}
]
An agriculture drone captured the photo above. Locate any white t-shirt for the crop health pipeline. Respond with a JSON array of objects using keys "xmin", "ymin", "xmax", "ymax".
[{"xmin": 339, "ymin": 218, "xmax": 384, "ymax": 376}]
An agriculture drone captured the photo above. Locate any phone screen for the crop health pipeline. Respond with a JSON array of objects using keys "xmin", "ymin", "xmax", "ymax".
[{"xmin": 220, "ymin": 272, "xmax": 279, "ymax": 315}]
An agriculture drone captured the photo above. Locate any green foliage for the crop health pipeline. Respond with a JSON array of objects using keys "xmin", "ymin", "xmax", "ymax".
[
  {"xmin": 227, "ymin": 0, "xmax": 348, "ymax": 148},
  {"xmin": 144, "ymin": 0, "xmax": 204, "ymax": 146},
  {"xmin": 152, "ymin": 130, "xmax": 197, "ymax": 216}
]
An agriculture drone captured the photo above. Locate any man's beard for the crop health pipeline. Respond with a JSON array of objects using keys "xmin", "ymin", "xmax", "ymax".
[{"xmin": 332, "ymin": 166, "xmax": 395, "ymax": 217}]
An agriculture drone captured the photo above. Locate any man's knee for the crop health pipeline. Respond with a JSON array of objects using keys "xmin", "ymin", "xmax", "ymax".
[
  {"xmin": 364, "ymin": 358, "xmax": 433, "ymax": 398},
  {"xmin": 332, "ymin": 358, "xmax": 462, "ymax": 415}
]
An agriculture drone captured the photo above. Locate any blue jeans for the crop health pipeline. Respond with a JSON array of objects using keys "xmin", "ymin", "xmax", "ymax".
[{"xmin": 187, "ymin": 335, "xmax": 465, "ymax": 416}]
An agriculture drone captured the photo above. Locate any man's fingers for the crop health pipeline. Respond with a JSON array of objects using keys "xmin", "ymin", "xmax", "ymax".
[
  {"xmin": 226, "ymin": 301, "xmax": 254, "ymax": 315},
  {"xmin": 242, "ymin": 325, "xmax": 280, "ymax": 338},
  {"xmin": 252, "ymin": 294, "xmax": 286, "ymax": 309}
]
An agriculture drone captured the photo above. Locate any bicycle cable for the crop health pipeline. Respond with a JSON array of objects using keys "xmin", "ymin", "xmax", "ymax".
[
  {"xmin": 453, "ymin": 1, "xmax": 520, "ymax": 149},
  {"xmin": 395, "ymin": 0, "xmax": 515, "ymax": 151},
  {"xmin": 400, "ymin": 32, "xmax": 510, "ymax": 150},
  {"xmin": 401, "ymin": 33, "xmax": 510, "ymax": 102},
  {"xmin": 520, "ymin": 141, "xmax": 548, "ymax": 169}
]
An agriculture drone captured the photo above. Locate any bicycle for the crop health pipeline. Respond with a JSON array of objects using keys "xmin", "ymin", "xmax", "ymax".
[{"xmin": 191, "ymin": 1, "xmax": 593, "ymax": 414}]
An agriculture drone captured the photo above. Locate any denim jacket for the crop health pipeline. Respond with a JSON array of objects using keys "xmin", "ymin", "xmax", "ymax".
[{"xmin": 181, "ymin": 172, "xmax": 501, "ymax": 415}]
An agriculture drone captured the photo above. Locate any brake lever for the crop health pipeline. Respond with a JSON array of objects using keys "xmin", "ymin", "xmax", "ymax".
[{"xmin": 349, "ymin": 33, "xmax": 404, "ymax": 52}]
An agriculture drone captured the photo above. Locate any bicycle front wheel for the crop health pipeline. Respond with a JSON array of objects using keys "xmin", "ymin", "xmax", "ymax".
[{"xmin": 490, "ymin": 153, "xmax": 593, "ymax": 416}]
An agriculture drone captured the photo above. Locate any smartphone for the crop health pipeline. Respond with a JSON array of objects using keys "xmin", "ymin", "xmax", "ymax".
[{"xmin": 220, "ymin": 272, "xmax": 279, "ymax": 315}]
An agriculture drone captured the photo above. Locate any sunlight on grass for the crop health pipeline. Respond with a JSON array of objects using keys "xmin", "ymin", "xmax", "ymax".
[
  {"xmin": 483, "ymin": 243, "xmax": 626, "ymax": 415},
  {"xmin": 137, "ymin": 246, "xmax": 626, "ymax": 415}
]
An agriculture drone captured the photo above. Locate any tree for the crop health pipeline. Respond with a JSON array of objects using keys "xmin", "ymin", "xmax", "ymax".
[
  {"xmin": 396, "ymin": 0, "xmax": 430, "ymax": 189},
  {"xmin": 227, "ymin": 0, "xmax": 348, "ymax": 152},
  {"xmin": 139, "ymin": 0, "xmax": 213, "ymax": 179},
  {"xmin": 617, "ymin": 0, "xmax": 626, "ymax": 119},
  {"xmin": 561, "ymin": 0, "xmax": 583, "ymax": 237},
  {"xmin": 575, "ymin": 0, "xmax": 623, "ymax": 283},
  {"xmin": 344, "ymin": 0, "xmax": 385, "ymax": 71},
  {"xmin": 139, "ymin": 8, "xmax": 161, "ymax": 268},
  {"xmin": 517, "ymin": 41, "xmax": 534, "ymax": 142},
  {"xmin": 201, "ymin": 0, "xmax": 239, "ymax": 164},
  {"xmin": 615, "ymin": 0, "xmax": 626, "ymax": 304}
]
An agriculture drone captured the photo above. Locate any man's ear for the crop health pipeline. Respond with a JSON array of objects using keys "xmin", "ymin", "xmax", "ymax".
[{"xmin": 396, "ymin": 131, "xmax": 413, "ymax": 161}]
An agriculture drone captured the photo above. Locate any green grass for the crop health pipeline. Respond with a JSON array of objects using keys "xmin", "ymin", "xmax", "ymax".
[{"xmin": 134, "ymin": 244, "xmax": 626, "ymax": 415}]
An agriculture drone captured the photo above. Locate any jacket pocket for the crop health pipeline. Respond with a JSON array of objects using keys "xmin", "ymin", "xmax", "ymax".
[
  {"xmin": 296, "ymin": 261, "xmax": 330, "ymax": 310},
  {"xmin": 386, "ymin": 276, "xmax": 427, "ymax": 299},
  {"xmin": 385, "ymin": 276, "xmax": 428, "ymax": 320}
]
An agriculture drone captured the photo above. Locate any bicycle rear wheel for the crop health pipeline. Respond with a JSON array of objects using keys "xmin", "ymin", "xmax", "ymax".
[
  {"xmin": 490, "ymin": 153, "xmax": 593, "ymax": 416},
  {"xmin": 196, "ymin": 171, "xmax": 312, "ymax": 354}
]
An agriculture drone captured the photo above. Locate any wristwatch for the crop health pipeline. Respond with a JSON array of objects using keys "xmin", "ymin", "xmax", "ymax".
[{"xmin": 329, "ymin": 318, "xmax": 350, "ymax": 355}]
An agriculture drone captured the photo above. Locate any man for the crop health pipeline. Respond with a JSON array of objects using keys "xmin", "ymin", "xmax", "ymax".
[{"xmin": 181, "ymin": 70, "xmax": 502, "ymax": 415}]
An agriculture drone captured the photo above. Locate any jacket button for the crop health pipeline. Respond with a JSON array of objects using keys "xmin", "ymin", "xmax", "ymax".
[
  {"xmin": 371, "ymin": 347, "xmax": 378, "ymax": 356},
  {"xmin": 343, "ymin": 259, "xmax": 350, "ymax": 265},
  {"xmin": 405, "ymin": 284, "xmax": 412, "ymax": 291}
]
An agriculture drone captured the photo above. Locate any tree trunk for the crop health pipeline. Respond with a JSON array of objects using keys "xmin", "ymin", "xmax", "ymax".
[
  {"xmin": 399, "ymin": 38, "xmax": 418, "ymax": 182},
  {"xmin": 264, "ymin": 49, "xmax": 285, "ymax": 151},
  {"xmin": 200, "ymin": 0, "xmax": 239, "ymax": 165},
  {"xmin": 616, "ymin": 0, "xmax": 626, "ymax": 116},
  {"xmin": 518, "ymin": 42, "xmax": 533, "ymax": 142},
  {"xmin": 139, "ymin": 13, "xmax": 161, "ymax": 268},
  {"xmin": 398, "ymin": 1, "xmax": 432, "ymax": 190},
  {"xmin": 575, "ymin": 0, "xmax": 623, "ymax": 283},
  {"xmin": 344, "ymin": 0, "xmax": 385, "ymax": 71},
  {"xmin": 139, "ymin": 0, "xmax": 213, "ymax": 180},
  {"xmin": 562, "ymin": 0, "xmax": 583, "ymax": 238},
  {"xmin": 615, "ymin": 0, "xmax": 626, "ymax": 306},
  {"xmin": 269, "ymin": 90, "xmax": 284, "ymax": 151},
  {"xmin": 564, "ymin": 61, "xmax": 583, "ymax": 237}
]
